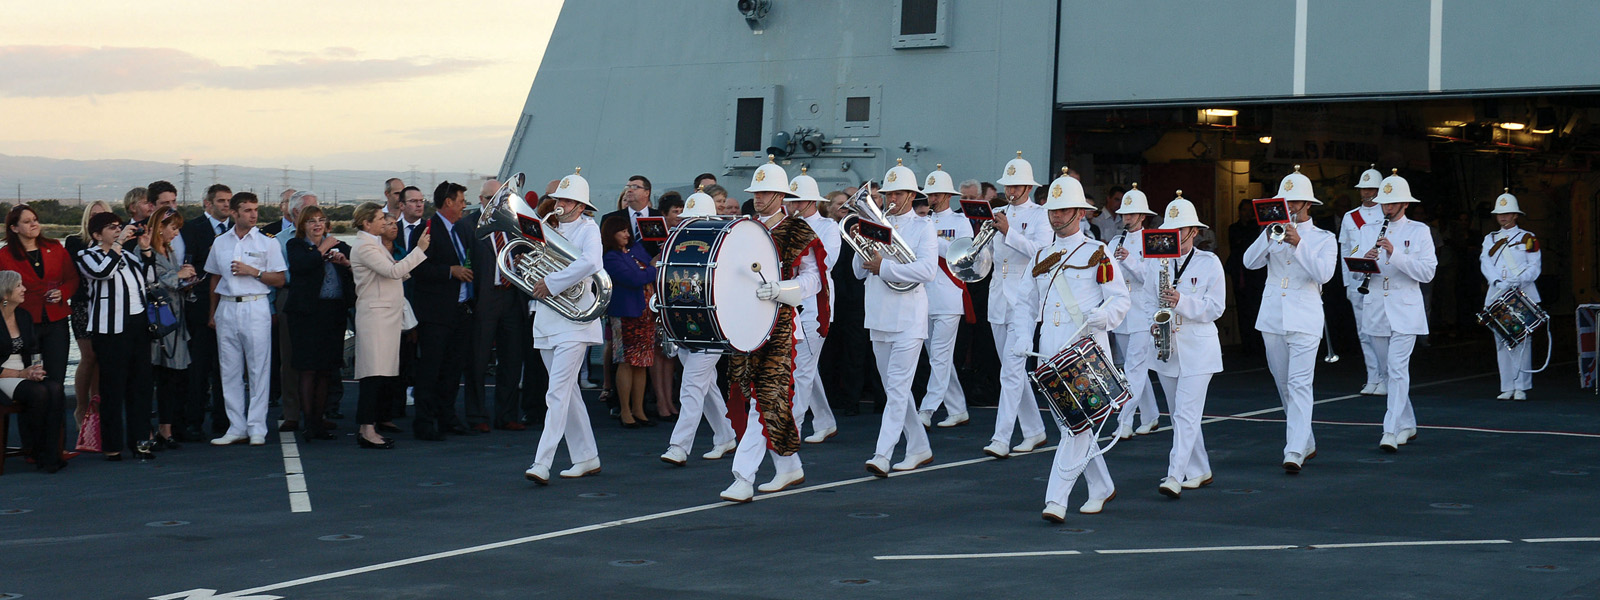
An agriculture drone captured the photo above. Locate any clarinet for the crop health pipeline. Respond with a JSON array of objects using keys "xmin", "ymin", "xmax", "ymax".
[{"xmin": 1355, "ymin": 217, "xmax": 1390, "ymax": 295}]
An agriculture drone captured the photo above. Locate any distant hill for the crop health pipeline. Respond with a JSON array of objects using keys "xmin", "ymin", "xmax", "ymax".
[{"xmin": 0, "ymin": 153, "xmax": 486, "ymax": 206}]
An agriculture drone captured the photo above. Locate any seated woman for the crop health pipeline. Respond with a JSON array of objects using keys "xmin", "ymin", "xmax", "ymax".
[{"xmin": 0, "ymin": 270, "xmax": 67, "ymax": 473}]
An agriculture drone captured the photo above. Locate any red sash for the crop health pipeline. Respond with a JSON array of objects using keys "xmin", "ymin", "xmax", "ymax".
[
  {"xmin": 788, "ymin": 238, "xmax": 831, "ymax": 337},
  {"xmin": 938, "ymin": 257, "xmax": 978, "ymax": 324},
  {"xmin": 1349, "ymin": 209, "xmax": 1366, "ymax": 229}
]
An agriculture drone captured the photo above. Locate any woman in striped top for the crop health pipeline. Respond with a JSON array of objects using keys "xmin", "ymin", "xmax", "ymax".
[{"xmin": 75, "ymin": 211, "xmax": 156, "ymax": 461}]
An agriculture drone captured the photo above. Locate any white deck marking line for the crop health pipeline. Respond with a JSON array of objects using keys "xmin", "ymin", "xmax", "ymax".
[
  {"xmin": 1096, "ymin": 544, "xmax": 1299, "ymax": 555},
  {"xmin": 1204, "ymin": 415, "xmax": 1600, "ymax": 439},
  {"xmin": 1307, "ymin": 539, "xmax": 1512, "ymax": 549},
  {"xmin": 877, "ymin": 549, "xmax": 1083, "ymax": 560},
  {"xmin": 161, "ymin": 369, "xmax": 1494, "ymax": 599},
  {"xmin": 876, "ymin": 539, "xmax": 1531, "ymax": 560},
  {"xmin": 278, "ymin": 420, "xmax": 311, "ymax": 514},
  {"xmin": 1523, "ymin": 537, "xmax": 1600, "ymax": 543}
]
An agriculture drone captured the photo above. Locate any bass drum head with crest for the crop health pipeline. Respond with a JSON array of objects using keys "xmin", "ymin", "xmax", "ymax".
[{"xmin": 656, "ymin": 217, "xmax": 779, "ymax": 353}]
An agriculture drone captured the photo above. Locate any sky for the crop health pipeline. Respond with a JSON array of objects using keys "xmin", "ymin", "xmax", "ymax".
[{"xmin": 0, "ymin": 0, "xmax": 564, "ymax": 172}]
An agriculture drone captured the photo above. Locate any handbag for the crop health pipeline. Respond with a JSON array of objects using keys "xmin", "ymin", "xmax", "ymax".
[
  {"xmin": 146, "ymin": 287, "xmax": 181, "ymax": 339},
  {"xmin": 75, "ymin": 396, "xmax": 102, "ymax": 453},
  {"xmin": 401, "ymin": 299, "xmax": 418, "ymax": 330}
]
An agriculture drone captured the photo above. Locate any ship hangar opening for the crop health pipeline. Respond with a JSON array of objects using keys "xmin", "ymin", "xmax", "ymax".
[{"xmin": 1049, "ymin": 95, "xmax": 1600, "ymax": 355}]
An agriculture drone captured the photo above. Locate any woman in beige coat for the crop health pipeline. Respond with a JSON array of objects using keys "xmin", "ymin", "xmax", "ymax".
[{"xmin": 349, "ymin": 202, "xmax": 429, "ymax": 449}]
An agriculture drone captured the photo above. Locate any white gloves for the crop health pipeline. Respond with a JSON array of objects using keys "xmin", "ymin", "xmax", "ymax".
[
  {"xmin": 1084, "ymin": 310, "xmax": 1110, "ymax": 331},
  {"xmin": 756, "ymin": 282, "xmax": 780, "ymax": 301},
  {"xmin": 755, "ymin": 281, "xmax": 806, "ymax": 306}
]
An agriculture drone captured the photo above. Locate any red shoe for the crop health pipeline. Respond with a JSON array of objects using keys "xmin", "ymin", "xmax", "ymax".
[
  {"xmin": 473, "ymin": 423, "xmax": 492, "ymax": 433},
  {"xmin": 497, "ymin": 422, "xmax": 527, "ymax": 431}
]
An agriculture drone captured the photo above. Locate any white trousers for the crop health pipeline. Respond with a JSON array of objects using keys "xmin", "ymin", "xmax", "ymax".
[
  {"xmin": 1112, "ymin": 330, "xmax": 1161, "ymax": 429},
  {"xmin": 1157, "ymin": 373, "xmax": 1213, "ymax": 481},
  {"xmin": 218, "ymin": 299, "xmax": 272, "ymax": 437},
  {"xmin": 1045, "ymin": 429, "xmax": 1113, "ymax": 507},
  {"xmin": 917, "ymin": 314, "xmax": 968, "ymax": 416},
  {"xmin": 669, "ymin": 351, "xmax": 736, "ymax": 454},
  {"xmin": 1263, "ymin": 331, "xmax": 1318, "ymax": 457},
  {"xmin": 991, "ymin": 322, "xmax": 1046, "ymax": 445},
  {"xmin": 872, "ymin": 338, "xmax": 932, "ymax": 460},
  {"xmin": 1496, "ymin": 337, "xmax": 1533, "ymax": 392},
  {"xmin": 731, "ymin": 402, "xmax": 802, "ymax": 481},
  {"xmin": 533, "ymin": 342, "xmax": 598, "ymax": 468},
  {"xmin": 1370, "ymin": 334, "xmax": 1418, "ymax": 435},
  {"xmin": 1347, "ymin": 289, "xmax": 1386, "ymax": 386},
  {"xmin": 792, "ymin": 319, "xmax": 836, "ymax": 434}
]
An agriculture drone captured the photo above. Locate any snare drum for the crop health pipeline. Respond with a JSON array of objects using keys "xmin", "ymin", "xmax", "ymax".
[
  {"xmin": 655, "ymin": 217, "xmax": 780, "ymax": 353},
  {"xmin": 1029, "ymin": 337, "xmax": 1130, "ymax": 435},
  {"xmin": 1477, "ymin": 287, "xmax": 1548, "ymax": 348}
]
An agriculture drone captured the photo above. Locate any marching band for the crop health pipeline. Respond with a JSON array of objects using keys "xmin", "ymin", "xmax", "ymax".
[{"xmin": 488, "ymin": 151, "xmax": 1520, "ymax": 521}]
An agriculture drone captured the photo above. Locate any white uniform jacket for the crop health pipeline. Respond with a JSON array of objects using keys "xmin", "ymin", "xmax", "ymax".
[
  {"xmin": 1242, "ymin": 220, "xmax": 1338, "ymax": 336},
  {"xmin": 531, "ymin": 216, "xmax": 603, "ymax": 347},
  {"xmin": 1112, "ymin": 230, "xmax": 1154, "ymax": 335},
  {"xmin": 1338, "ymin": 203, "xmax": 1384, "ymax": 288},
  {"xmin": 926, "ymin": 208, "xmax": 974, "ymax": 317},
  {"xmin": 986, "ymin": 201, "xmax": 1051, "ymax": 324},
  {"xmin": 1356, "ymin": 217, "xmax": 1436, "ymax": 336},
  {"xmin": 1479, "ymin": 226, "xmax": 1541, "ymax": 305},
  {"xmin": 801, "ymin": 212, "xmax": 841, "ymax": 328},
  {"xmin": 1017, "ymin": 231, "xmax": 1130, "ymax": 354},
  {"xmin": 1142, "ymin": 249, "xmax": 1226, "ymax": 376},
  {"xmin": 854, "ymin": 211, "xmax": 940, "ymax": 339}
]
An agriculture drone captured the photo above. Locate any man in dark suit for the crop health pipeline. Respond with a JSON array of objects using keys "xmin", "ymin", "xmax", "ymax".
[
  {"xmin": 600, "ymin": 175, "xmax": 662, "ymax": 255},
  {"xmin": 466, "ymin": 178, "xmax": 533, "ymax": 432},
  {"xmin": 409, "ymin": 181, "xmax": 477, "ymax": 440},
  {"xmin": 178, "ymin": 184, "xmax": 233, "ymax": 440},
  {"xmin": 392, "ymin": 186, "xmax": 428, "ymax": 424},
  {"xmin": 260, "ymin": 188, "xmax": 293, "ymax": 236}
]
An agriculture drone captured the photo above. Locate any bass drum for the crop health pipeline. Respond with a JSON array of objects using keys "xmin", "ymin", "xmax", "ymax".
[{"xmin": 655, "ymin": 217, "xmax": 780, "ymax": 353}]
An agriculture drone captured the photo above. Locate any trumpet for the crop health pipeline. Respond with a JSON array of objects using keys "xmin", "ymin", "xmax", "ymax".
[
  {"xmin": 1268, "ymin": 222, "xmax": 1288, "ymax": 242},
  {"xmin": 840, "ymin": 184, "xmax": 920, "ymax": 292}
]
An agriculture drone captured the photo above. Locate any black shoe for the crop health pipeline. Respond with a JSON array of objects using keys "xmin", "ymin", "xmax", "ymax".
[
  {"xmin": 376, "ymin": 422, "xmax": 403, "ymax": 434},
  {"xmin": 134, "ymin": 442, "xmax": 157, "ymax": 461},
  {"xmin": 639, "ymin": 419, "xmax": 656, "ymax": 427},
  {"xmin": 446, "ymin": 424, "xmax": 475, "ymax": 436},
  {"xmin": 358, "ymin": 437, "xmax": 395, "ymax": 449},
  {"xmin": 306, "ymin": 430, "xmax": 337, "ymax": 441},
  {"xmin": 156, "ymin": 435, "xmax": 182, "ymax": 450},
  {"xmin": 622, "ymin": 420, "xmax": 641, "ymax": 429},
  {"xmin": 326, "ymin": 410, "xmax": 345, "ymax": 420},
  {"xmin": 277, "ymin": 420, "xmax": 300, "ymax": 433},
  {"xmin": 414, "ymin": 427, "xmax": 446, "ymax": 441},
  {"xmin": 40, "ymin": 460, "xmax": 68, "ymax": 474},
  {"xmin": 105, "ymin": 453, "xmax": 123, "ymax": 462}
]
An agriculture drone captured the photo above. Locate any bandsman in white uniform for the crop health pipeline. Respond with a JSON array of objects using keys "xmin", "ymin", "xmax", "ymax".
[
  {"xmin": 1479, "ymin": 189, "xmax": 1541, "ymax": 401},
  {"xmin": 984, "ymin": 152, "xmax": 1053, "ymax": 459},
  {"xmin": 525, "ymin": 168, "xmax": 605, "ymax": 484},
  {"xmin": 1148, "ymin": 193, "xmax": 1227, "ymax": 499},
  {"xmin": 1017, "ymin": 170, "xmax": 1129, "ymax": 521},
  {"xmin": 206, "ymin": 192, "xmax": 288, "ymax": 446},
  {"xmin": 659, "ymin": 188, "xmax": 739, "ymax": 466},
  {"xmin": 1242, "ymin": 166, "xmax": 1338, "ymax": 473},
  {"xmin": 857, "ymin": 160, "xmax": 941, "ymax": 476},
  {"xmin": 1341, "ymin": 164, "xmax": 1387, "ymax": 396},
  {"xmin": 1357, "ymin": 170, "xmax": 1437, "ymax": 453},
  {"xmin": 787, "ymin": 168, "xmax": 842, "ymax": 443},
  {"xmin": 1110, "ymin": 183, "xmax": 1162, "ymax": 439},
  {"xmin": 917, "ymin": 164, "xmax": 974, "ymax": 428}
]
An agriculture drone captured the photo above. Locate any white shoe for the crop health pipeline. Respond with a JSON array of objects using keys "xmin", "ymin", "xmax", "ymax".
[
  {"xmin": 559, "ymin": 458, "xmax": 601, "ymax": 478},
  {"xmin": 701, "ymin": 439, "xmax": 737, "ymax": 460},
  {"xmin": 803, "ymin": 426, "xmax": 837, "ymax": 444},
  {"xmin": 1079, "ymin": 490, "xmax": 1115, "ymax": 514},
  {"xmin": 1115, "ymin": 422, "xmax": 1134, "ymax": 440},
  {"xmin": 1397, "ymin": 427, "xmax": 1417, "ymax": 445},
  {"xmin": 1379, "ymin": 433, "xmax": 1398, "ymax": 453},
  {"xmin": 524, "ymin": 463, "xmax": 550, "ymax": 485},
  {"xmin": 865, "ymin": 455, "xmax": 891, "ymax": 477},
  {"xmin": 757, "ymin": 469, "xmax": 804, "ymax": 493},
  {"xmin": 1135, "ymin": 419, "xmax": 1160, "ymax": 435},
  {"xmin": 249, "ymin": 434, "xmax": 266, "ymax": 446},
  {"xmin": 405, "ymin": 387, "xmax": 415, "ymax": 407},
  {"xmin": 720, "ymin": 477, "xmax": 754, "ymax": 503},
  {"xmin": 660, "ymin": 447, "xmax": 688, "ymax": 466},
  {"xmin": 937, "ymin": 412, "xmax": 969, "ymax": 427},
  {"xmin": 1041, "ymin": 502, "xmax": 1067, "ymax": 523},
  {"xmin": 892, "ymin": 450, "xmax": 933, "ymax": 472},
  {"xmin": 1159, "ymin": 477, "xmax": 1182, "ymax": 499},
  {"xmin": 1359, "ymin": 383, "xmax": 1377, "ymax": 395},
  {"xmin": 1513, "ymin": 390, "xmax": 1527, "ymax": 401},
  {"xmin": 210, "ymin": 434, "xmax": 248, "ymax": 446},
  {"xmin": 1372, "ymin": 382, "xmax": 1387, "ymax": 396},
  {"xmin": 982, "ymin": 440, "xmax": 1011, "ymax": 459},
  {"xmin": 1012, "ymin": 433, "xmax": 1047, "ymax": 453},
  {"xmin": 1181, "ymin": 472, "xmax": 1213, "ymax": 489},
  {"xmin": 917, "ymin": 410, "xmax": 933, "ymax": 428},
  {"xmin": 1283, "ymin": 452, "xmax": 1303, "ymax": 473},
  {"xmin": 1496, "ymin": 391, "xmax": 1513, "ymax": 401}
]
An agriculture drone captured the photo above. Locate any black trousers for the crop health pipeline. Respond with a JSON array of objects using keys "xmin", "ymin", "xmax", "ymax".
[
  {"xmin": 520, "ymin": 344, "xmax": 548, "ymax": 423},
  {"xmin": 182, "ymin": 301, "xmax": 224, "ymax": 431},
  {"xmin": 468, "ymin": 287, "xmax": 526, "ymax": 426},
  {"xmin": 358, "ymin": 375, "xmax": 400, "ymax": 425},
  {"xmin": 413, "ymin": 305, "xmax": 472, "ymax": 435},
  {"xmin": 35, "ymin": 318, "xmax": 70, "ymax": 386},
  {"xmin": 154, "ymin": 365, "xmax": 187, "ymax": 426},
  {"xmin": 2, "ymin": 379, "xmax": 65, "ymax": 467},
  {"xmin": 94, "ymin": 313, "xmax": 153, "ymax": 452}
]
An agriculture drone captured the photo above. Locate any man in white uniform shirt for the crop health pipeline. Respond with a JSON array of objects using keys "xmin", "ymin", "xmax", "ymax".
[
  {"xmin": 786, "ymin": 168, "xmax": 841, "ymax": 443},
  {"xmin": 1017, "ymin": 171, "xmax": 1129, "ymax": 521},
  {"xmin": 659, "ymin": 190, "xmax": 740, "ymax": 466},
  {"xmin": 524, "ymin": 169, "xmax": 606, "ymax": 484},
  {"xmin": 1341, "ymin": 165, "xmax": 1387, "ymax": 396},
  {"xmin": 984, "ymin": 152, "xmax": 1053, "ymax": 459},
  {"xmin": 1357, "ymin": 171, "xmax": 1438, "ymax": 453},
  {"xmin": 1109, "ymin": 183, "xmax": 1162, "ymax": 438},
  {"xmin": 206, "ymin": 192, "xmax": 287, "ymax": 447},
  {"xmin": 1242, "ymin": 167, "xmax": 1338, "ymax": 472},
  {"xmin": 917, "ymin": 165, "xmax": 974, "ymax": 428},
  {"xmin": 1479, "ymin": 189, "xmax": 1542, "ymax": 401},
  {"xmin": 856, "ymin": 160, "xmax": 942, "ymax": 476}
]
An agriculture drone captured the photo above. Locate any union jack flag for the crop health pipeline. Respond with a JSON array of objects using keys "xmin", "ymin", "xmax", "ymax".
[{"xmin": 1579, "ymin": 304, "xmax": 1599, "ymax": 392}]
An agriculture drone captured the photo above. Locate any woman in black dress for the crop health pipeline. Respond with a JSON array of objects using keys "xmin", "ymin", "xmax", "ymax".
[
  {"xmin": 284, "ymin": 205, "xmax": 354, "ymax": 441},
  {"xmin": 0, "ymin": 270, "xmax": 67, "ymax": 472}
]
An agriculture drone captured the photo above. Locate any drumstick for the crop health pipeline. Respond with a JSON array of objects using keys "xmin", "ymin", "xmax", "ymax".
[
  {"xmin": 1013, "ymin": 320, "xmax": 1093, "ymax": 359},
  {"xmin": 751, "ymin": 262, "xmax": 769, "ymax": 284}
]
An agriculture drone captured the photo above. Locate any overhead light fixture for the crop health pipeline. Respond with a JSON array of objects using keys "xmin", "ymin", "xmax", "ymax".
[
  {"xmin": 1440, "ymin": 120, "xmax": 1468, "ymax": 127},
  {"xmin": 1203, "ymin": 108, "xmax": 1239, "ymax": 117},
  {"xmin": 1531, "ymin": 108, "xmax": 1558, "ymax": 134},
  {"xmin": 1258, "ymin": 136, "xmax": 1272, "ymax": 144},
  {"xmin": 1499, "ymin": 122, "xmax": 1526, "ymax": 131}
]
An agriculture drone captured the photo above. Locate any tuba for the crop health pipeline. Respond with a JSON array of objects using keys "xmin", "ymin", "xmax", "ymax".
[
  {"xmin": 477, "ymin": 172, "xmax": 613, "ymax": 322},
  {"xmin": 1151, "ymin": 258, "xmax": 1177, "ymax": 361},
  {"xmin": 839, "ymin": 183, "xmax": 920, "ymax": 292}
]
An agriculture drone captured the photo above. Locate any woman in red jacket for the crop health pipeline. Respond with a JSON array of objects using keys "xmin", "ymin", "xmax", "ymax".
[{"xmin": 0, "ymin": 205, "xmax": 80, "ymax": 395}]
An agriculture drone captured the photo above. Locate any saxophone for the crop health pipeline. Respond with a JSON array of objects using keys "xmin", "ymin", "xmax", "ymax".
[{"xmin": 1151, "ymin": 258, "xmax": 1176, "ymax": 361}]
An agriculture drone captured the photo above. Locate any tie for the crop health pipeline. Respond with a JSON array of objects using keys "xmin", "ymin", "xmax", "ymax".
[
  {"xmin": 403, "ymin": 224, "xmax": 414, "ymax": 252},
  {"xmin": 216, "ymin": 222, "xmax": 226, "ymax": 235},
  {"xmin": 452, "ymin": 227, "xmax": 474, "ymax": 301}
]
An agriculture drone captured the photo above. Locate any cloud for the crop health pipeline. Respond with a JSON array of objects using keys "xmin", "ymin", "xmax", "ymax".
[
  {"xmin": 0, "ymin": 45, "xmax": 490, "ymax": 97},
  {"xmin": 382, "ymin": 125, "xmax": 509, "ymax": 143}
]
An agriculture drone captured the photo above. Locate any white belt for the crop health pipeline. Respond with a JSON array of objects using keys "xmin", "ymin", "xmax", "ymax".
[{"xmin": 222, "ymin": 294, "xmax": 266, "ymax": 303}]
